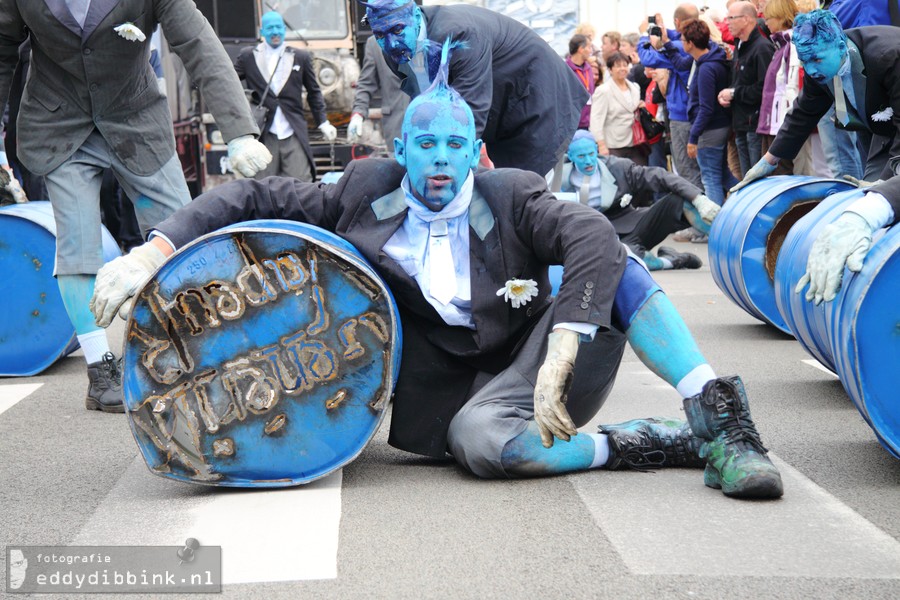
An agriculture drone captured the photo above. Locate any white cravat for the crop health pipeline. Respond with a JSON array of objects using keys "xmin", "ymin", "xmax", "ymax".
[
  {"xmin": 383, "ymin": 174, "xmax": 475, "ymax": 328},
  {"xmin": 428, "ymin": 219, "xmax": 456, "ymax": 304}
]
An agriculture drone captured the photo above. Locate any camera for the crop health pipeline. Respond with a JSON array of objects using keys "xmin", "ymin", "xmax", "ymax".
[{"xmin": 648, "ymin": 16, "xmax": 662, "ymax": 37}]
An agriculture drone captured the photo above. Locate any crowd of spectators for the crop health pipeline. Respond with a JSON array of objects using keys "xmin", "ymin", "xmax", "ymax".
[{"xmin": 566, "ymin": 0, "xmax": 900, "ymax": 241}]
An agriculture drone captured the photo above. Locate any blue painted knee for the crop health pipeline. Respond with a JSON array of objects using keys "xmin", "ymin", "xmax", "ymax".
[
  {"xmin": 500, "ymin": 422, "xmax": 595, "ymax": 478},
  {"xmin": 612, "ymin": 257, "xmax": 662, "ymax": 331}
]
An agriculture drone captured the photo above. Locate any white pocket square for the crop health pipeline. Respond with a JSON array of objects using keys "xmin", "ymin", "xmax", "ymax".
[{"xmin": 292, "ymin": 65, "xmax": 300, "ymax": 71}]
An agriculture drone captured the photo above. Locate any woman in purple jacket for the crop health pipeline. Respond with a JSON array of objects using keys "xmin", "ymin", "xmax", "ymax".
[{"xmin": 682, "ymin": 20, "xmax": 738, "ymax": 206}]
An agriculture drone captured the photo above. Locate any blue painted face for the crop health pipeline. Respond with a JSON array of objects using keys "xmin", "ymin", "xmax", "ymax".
[
  {"xmin": 394, "ymin": 99, "xmax": 483, "ymax": 208},
  {"xmin": 798, "ymin": 38, "xmax": 847, "ymax": 84},
  {"xmin": 369, "ymin": 5, "xmax": 420, "ymax": 64},
  {"xmin": 567, "ymin": 138, "xmax": 599, "ymax": 176},
  {"xmin": 261, "ymin": 12, "xmax": 286, "ymax": 48}
]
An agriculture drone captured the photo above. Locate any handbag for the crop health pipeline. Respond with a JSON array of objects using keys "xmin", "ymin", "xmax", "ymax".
[
  {"xmin": 638, "ymin": 106, "xmax": 666, "ymax": 140},
  {"xmin": 251, "ymin": 51, "xmax": 284, "ymax": 132},
  {"xmin": 631, "ymin": 110, "xmax": 648, "ymax": 147}
]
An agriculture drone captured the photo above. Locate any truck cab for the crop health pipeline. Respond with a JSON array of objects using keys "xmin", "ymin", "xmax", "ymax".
[{"xmin": 162, "ymin": 0, "xmax": 382, "ymax": 195}]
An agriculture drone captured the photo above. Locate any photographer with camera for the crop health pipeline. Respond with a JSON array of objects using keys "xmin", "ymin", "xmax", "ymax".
[{"xmin": 637, "ymin": 4, "xmax": 705, "ymax": 193}]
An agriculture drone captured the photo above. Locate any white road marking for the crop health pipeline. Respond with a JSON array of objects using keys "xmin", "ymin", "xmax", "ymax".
[
  {"xmin": 802, "ymin": 359, "xmax": 840, "ymax": 378},
  {"xmin": 571, "ymin": 456, "xmax": 900, "ymax": 578},
  {"xmin": 0, "ymin": 383, "xmax": 43, "ymax": 416},
  {"xmin": 74, "ymin": 456, "xmax": 343, "ymax": 583}
]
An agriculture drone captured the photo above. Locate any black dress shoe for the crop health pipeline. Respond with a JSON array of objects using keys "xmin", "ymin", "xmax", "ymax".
[{"xmin": 657, "ymin": 245, "xmax": 703, "ymax": 269}]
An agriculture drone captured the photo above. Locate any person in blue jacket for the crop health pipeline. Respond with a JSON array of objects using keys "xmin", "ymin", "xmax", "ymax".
[
  {"xmin": 637, "ymin": 5, "xmax": 705, "ymax": 191},
  {"xmin": 828, "ymin": 0, "xmax": 900, "ymax": 28}
]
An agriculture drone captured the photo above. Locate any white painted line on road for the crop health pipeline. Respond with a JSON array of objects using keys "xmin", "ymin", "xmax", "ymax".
[
  {"xmin": 186, "ymin": 473, "xmax": 342, "ymax": 583},
  {"xmin": 802, "ymin": 359, "xmax": 840, "ymax": 378},
  {"xmin": 0, "ymin": 383, "xmax": 43, "ymax": 416},
  {"xmin": 74, "ymin": 456, "xmax": 343, "ymax": 584},
  {"xmin": 570, "ymin": 455, "xmax": 900, "ymax": 578}
]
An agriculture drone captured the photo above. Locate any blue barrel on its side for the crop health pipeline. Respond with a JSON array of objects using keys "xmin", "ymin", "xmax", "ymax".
[
  {"xmin": 123, "ymin": 220, "xmax": 402, "ymax": 487},
  {"xmin": 829, "ymin": 224, "xmax": 900, "ymax": 458},
  {"xmin": 774, "ymin": 189, "xmax": 866, "ymax": 371},
  {"xmin": 709, "ymin": 176, "xmax": 854, "ymax": 333},
  {"xmin": 0, "ymin": 201, "xmax": 120, "ymax": 376}
]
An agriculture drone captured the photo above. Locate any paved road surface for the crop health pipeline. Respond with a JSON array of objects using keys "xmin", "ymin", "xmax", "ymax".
[{"xmin": 2, "ymin": 240, "xmax": 899, "ymax": 599}]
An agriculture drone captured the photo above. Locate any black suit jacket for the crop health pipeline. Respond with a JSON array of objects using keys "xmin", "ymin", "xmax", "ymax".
[
  {"xmin": 382, "ymin": 4, "xmax": 589, "ymax": 176},
  {"xmin": 235, "ymin": 44, "xmax": 327, "ymax": 177},
  {"xmin": 154, "ymin": 159, "xmax": 626, "ymax": 456},
  {"xmin": 770, "ymin": 27, "xmax": 900, "ymax": 178}
]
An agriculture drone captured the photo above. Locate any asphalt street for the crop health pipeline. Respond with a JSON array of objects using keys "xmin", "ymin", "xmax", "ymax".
[{"xmin": 1, "ymin": 239, "xmax": 899, "ymax": 599}]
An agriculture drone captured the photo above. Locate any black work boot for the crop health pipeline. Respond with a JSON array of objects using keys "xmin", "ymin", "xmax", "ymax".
[
  {"xmin": 600, "ymin": 417, "xmax": 706, "ymax": 471},
  {"xmin": 86, "ymin": 352, "xmax": 125, "ymax": 413},
  {"xmin": 683, "ymin": 376, "xmax": 783, "ymax": 499},
  {"xmin": 657, "ymin": 245, "xmax": 703, "ymax": 269}
]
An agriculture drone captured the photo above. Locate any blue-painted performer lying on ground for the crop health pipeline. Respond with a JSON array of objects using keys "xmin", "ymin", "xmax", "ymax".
[
  {"xmin": 90, "ymin": 39, "xmax": 783, "ymax": 500},
  {"xmin": 551, "ymin": 130, "xmax": 721, "ymax": 271}
]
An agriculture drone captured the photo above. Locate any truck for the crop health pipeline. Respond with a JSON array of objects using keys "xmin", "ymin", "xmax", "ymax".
[{"xmin": 161, "ymin": 0, "xmax": 388, "ymax": 195}]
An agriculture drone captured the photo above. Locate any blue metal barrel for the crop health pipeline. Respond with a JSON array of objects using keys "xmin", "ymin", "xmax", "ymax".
[
  {"xmin": 829, "ymin": 224, "xmax": 900, "ymax": 458},
  {"xmin": 709, "ymin": 176, "xmax": 854, "ymax": 333},
  {"xmin": 0, "ymin": 201, "xmax": 120, "ymax": 376},
  {"xmin": 123, "ymin": 220, "xmax": 402, "ymax": 487},
  {"xmin": 774, "ymin": 189, "xmax": 866, "ymax": 371}
]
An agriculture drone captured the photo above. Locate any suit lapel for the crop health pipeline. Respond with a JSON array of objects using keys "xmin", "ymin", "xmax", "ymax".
[
  {"xmin": 365, "ymin": 188, "xmax": 437, "ymax": 318},
  {"xmin": 82, "ymin": 0, "xmax": 120, "ymax": 42},
  {"xmin": 45, "ymin": 0, "xmax": 82, "ymax": 36},
  {"xmin": 467, "ymin": 189, "xmax": 508, "ymax": 344},
  {"xmin": 275, "ymin": 49, "xmax": 296, "ymax": 96}
]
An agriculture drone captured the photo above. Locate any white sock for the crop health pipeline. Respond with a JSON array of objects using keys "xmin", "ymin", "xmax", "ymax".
[
  {"xmin": 659, "ymin": 256, "xmax": 674, "ymax": 269},
  {"xmin": 78, "ymin": 330, "xmax": 111, "ymax": 364},
  {"xmin": 676, "ymin": 364, "xmax": 717, "ymax": 398},
  {"xmin": 587, "ymin": 433, "xmax": 610, "ymax": 468}
]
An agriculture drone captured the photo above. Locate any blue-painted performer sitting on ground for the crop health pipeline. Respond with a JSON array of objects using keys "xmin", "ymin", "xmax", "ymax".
[
  {"xmin": 551, "ymin": 130, "xmax": 721, "ymax": 271},
  {"xmin": 90, "ymin": 39, "xmax": 783, "ymax": 500}
]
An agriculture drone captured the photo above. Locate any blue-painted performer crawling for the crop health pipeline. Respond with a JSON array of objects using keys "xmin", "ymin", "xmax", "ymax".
[
  {"xmin": 90, "ymin": 40, "xmax": 783, "ymax": 499},
  {"xmin": 552, "ymin": 131, "xmax": 721, "ymax": 271}
]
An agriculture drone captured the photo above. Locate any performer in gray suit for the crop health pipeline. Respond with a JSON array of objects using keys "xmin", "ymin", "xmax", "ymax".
[
  {"xmin": 348, "ymin": 35, "xmax": 409, "ymax": 156},
  {"xmin": 360, "ymin": 0, "xmax": 588, "ymax": 176},
  {"xmin": 0, "ymin": 0, "xmax": 271, "ymax": 412},
  {"xmin": 91, "ymin": 47, "xmax": 783, "ymax": 499},
  {"xmin": 553, "ymin": 131, "xmax": 720, "ymax": 271}
]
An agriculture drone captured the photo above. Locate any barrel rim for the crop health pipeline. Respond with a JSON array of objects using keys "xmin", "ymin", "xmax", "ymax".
[{"xmin": 126, "ymin": 223, "xmax": 402, "ymax": 487}]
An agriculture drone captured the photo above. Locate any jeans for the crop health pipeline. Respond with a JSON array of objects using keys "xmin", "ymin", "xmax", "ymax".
[
  {"xmin": 669, "ymin": 120, "xmax": 705, "ymax": 190},
  {"xmin": 817, "ymin": 107, "xmax": 863, "ymax": 180},
  {"xmin": 734, "ymin": 130, "xmax": 762, "ymax": 176},
  {"xmin": 696, "ymin": 144, "xmax": 739, "ymax": 205}
]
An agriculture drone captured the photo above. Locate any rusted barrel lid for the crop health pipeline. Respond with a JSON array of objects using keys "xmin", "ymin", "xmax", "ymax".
[{"xmin": 123, "ymin": 220, "xmax": 401, "ymax": 487}]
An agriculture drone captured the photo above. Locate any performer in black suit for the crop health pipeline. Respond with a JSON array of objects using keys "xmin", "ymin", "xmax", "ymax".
[
  {"xmin": 235, "ymin": 11, "xmax": 336, "ymax": 181},
  {"xmin": 360, "ymin": 0, "xmax": 588, "ymax": 177},
  {"xmin": 734, "ymin": 10, "xmax": 900, "ymax": 188},
  {"xmin": 91, "ymin": 48, "xmax": 783, "ymax": 499}
]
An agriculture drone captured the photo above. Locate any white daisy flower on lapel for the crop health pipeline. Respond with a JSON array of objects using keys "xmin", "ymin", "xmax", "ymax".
[
  {"xmin": 114, "ymin": 22, "xmax": 146, "ymax": 42},
  {"xmin": 871, "ymin": 107, "xmax": 894, "ymax": 122},
  {"xmin": 496, "ymin": 278, "xmax": 538, "ymax": 309},
  {"xmin": 619, "ymin": 193, "xmax": 632, "ymax": 207}
]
